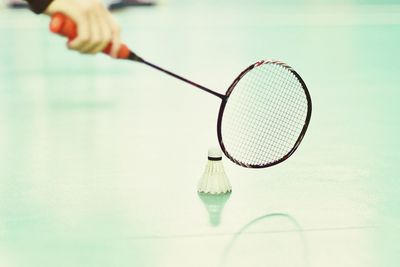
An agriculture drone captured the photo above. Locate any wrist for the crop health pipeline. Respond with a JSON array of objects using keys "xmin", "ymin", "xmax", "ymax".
[{"xmin": 44, "ymin": 0, "xmax": 69, "ymax": 15}]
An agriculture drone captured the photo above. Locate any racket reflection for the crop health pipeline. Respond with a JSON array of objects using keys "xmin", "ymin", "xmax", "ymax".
[{"xmin": 220, "ymin": 213, "xmax": 310, "ymax": 267}]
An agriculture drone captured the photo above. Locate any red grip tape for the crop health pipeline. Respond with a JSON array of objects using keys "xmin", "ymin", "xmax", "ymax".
[{"xmin": 50, "ymin": 13, "xmax": 130, "ymax": 59}]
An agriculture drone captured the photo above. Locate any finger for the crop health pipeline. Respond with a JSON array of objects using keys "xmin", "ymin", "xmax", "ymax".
[
  {"xmin": 78, "ymin": 11, "xmax": 99, "ymax": 53},
  {"xmin": 110, "ymin": 20, "xmax": 122, "ymax": 58},
  {"xmin": 68, "ymin": 12, "xmax": 91, "ymax": 52},
  {"xmin": 105, "ymin": 14, "xmax": 122, "ymax": 58},
  {"xmin": 90, "ymin": 6, "xmax": 111, "ymax": 53}
]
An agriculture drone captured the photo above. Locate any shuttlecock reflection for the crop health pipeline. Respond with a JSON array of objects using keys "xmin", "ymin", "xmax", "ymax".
[
  {"xmin": 198, "ymin": 192, "xmax": 231, "ymax": 226},
  {"xmin": 197, "ymin": 148, "xmax": 232, "ymax": 194}
]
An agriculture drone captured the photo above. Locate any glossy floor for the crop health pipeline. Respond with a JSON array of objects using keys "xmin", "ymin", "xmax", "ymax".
[{"xmin": 0, "ymin": 1, "xmax": 399, "ymax": 266}]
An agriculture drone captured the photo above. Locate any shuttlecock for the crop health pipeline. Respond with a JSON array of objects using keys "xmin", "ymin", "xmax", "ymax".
[{"xmin": 197, "ymin": 148, "xmax": 232, "ymax": 194}]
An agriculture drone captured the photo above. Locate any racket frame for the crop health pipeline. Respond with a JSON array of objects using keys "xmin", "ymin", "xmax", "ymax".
[{"xmin": 216, "ymin": 60, "xmax": 312, "ymax": 168}]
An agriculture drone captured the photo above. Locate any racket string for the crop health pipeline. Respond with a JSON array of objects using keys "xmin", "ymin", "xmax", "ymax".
[{"xmin": 221, "ymin": 62, "xmax": 309, "ymax": 166}]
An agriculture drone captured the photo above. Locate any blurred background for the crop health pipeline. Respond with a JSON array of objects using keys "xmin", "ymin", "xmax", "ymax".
[{"xmin": 0, "ymin": 1, "xmax": 399, "ymax": 267}]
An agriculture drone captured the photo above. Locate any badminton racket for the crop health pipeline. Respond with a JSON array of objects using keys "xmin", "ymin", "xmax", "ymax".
[{"xmin": 50, "ymin": 13, "xmax": 312, "ymax": 168}]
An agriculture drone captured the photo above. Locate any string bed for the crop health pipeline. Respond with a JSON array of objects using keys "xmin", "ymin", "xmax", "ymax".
[{"xmin": 221, "ymin": 62, "xmax": 309, "ymax": 167}]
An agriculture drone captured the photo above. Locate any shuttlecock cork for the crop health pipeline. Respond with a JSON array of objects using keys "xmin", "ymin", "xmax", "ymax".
[{"xmin": 197, "ymin": 148, "xmax": 232, "ymax": 194}]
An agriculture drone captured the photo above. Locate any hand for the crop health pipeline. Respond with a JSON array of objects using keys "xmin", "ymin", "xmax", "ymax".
[{"xmin": 45, "ymin": 0, "xmax": 122, "ymax": 58}]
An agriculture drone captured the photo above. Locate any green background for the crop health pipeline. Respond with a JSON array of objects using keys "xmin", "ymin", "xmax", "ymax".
[{"xmin": 0, "ymin": 1, "xmax": 399, "ymax": 266}]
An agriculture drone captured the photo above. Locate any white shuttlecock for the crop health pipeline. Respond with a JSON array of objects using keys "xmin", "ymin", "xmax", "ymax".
[{"xmin": 197, "ymin": 148, "xmax": 232, "ymax": 194}]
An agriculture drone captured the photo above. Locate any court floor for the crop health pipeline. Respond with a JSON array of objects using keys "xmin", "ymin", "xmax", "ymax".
[{"xmin": 0, "ymin": 1, "xmax": 399, "ymax": 266}]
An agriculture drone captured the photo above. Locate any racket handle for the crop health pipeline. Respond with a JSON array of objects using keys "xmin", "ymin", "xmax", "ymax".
[{"xmin": 50, "ymin": 13, "xmax": 131, "ymax": 59}]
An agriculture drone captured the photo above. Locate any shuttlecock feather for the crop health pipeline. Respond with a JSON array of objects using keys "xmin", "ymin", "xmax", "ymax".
[{"xmin": 197, "ymin": 148, "xmax": 232, "ymax": 194}]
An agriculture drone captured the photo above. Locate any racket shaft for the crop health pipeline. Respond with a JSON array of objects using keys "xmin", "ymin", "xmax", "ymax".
[
  {"xmin": 50, "ymin": 13, "xmax": 224, "ymax": 99},
  {"xmin": 139, "ymin": 58, "xmax": 225, "ymax": 99}
]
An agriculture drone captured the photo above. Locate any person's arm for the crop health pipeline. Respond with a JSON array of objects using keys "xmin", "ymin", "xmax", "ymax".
[
  {"xmin": 25, "ymin": 0, "xmax": 54, "ymax": 14},
  {"xmin": 26, "ymin": 0, "xmax": 122, "ymax": 58}
]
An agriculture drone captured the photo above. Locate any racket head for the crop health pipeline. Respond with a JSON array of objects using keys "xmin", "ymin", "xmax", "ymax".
[{"xmin": 217, "ymin": 60, "xmax": 312, "ymax": 168}]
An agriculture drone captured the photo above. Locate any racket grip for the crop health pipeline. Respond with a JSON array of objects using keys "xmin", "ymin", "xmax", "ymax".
[{"xmin": 50, "ymin": 13, "xmax": 131, "ymax": 59}]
